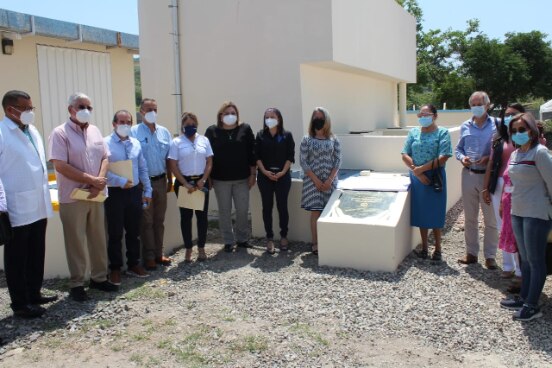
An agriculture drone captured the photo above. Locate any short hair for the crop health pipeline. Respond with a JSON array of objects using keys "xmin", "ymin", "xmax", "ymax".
[
  {"xmin": 263, "ymin": 107, "xmax": 284, "ymax": 135},
  {"xmin": 308, "ymin": 107, "xmax": 333, "ymax": 138},
  {"xmin": 112, "ymin": 109, "xmax": 133, "ymax": 124},
  {"xmin": 510, "ymin": 112, "xmax": 539, "ymax": 147},
  {"xmin": 507, "ymin": 102, "xmax": 525, "ymax": 113},
  {"xmin": 468, "ymin": 91, "xmax": 490, "ymax": 106},
  {"xmin": 140, "ymin": 98, "xmax": 157, "ymax": 110},
  {"xmin": 68, "ymin": 92, "xmax": 90, "ymax": 107},
  {"xmin": 216, "ymin": 101, "xmax": 240, "ymax": 128},
  {"xmin": 181, "ymin": 112, "xmax": 198, "ymax": 126},
  {"xmin": 2, "ymin": 90, "xmax": 31, "ymax": 109}
]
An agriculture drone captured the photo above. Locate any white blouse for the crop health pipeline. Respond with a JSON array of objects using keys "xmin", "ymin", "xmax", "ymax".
[{"xmin": 168, "ymin": 134, "xmax": 213, "ymax": 176}]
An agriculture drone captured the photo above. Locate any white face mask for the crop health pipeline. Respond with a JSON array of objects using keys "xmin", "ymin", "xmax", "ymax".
[
  {"xmin": 265, "ymin": 118, "xmax": 278, "ymax": 129},
  {"xmin": 144, "ymin": 111, "xmax": 157, "ymax": 123},
  {"xmin": 76, "ymin": 108, "xmax": 92, "ymax": 123},
  {"xmin": 222, "ymin": 114, "xmax": 237, "ymax": 126},
  {"xmin": 20, "ymin": 110, "xmax": 35, "ymax": 125},
  {"xmin": 116, "ymin": 124, "xmax": 131, "ymax": 138}
]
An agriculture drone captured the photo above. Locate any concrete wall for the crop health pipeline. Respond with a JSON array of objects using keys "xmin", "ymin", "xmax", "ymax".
[
  {"xmin": 138, "ymin": 0, "xmax": 416, "ymax": 155},
  {"xmin": 0, "ymin": 35, "xmax": 136, "ymax": 138}
]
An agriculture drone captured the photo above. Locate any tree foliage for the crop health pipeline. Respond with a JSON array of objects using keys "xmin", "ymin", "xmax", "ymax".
[{"xmin": 396, "ymin": 0, "xmax": 552, "ymax": 110}]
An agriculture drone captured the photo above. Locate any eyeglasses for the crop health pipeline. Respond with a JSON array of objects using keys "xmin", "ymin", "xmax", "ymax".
[
  {"xmin": 510, "ymin": 127, "xmax": 527, "ymax": 134},
  {"xmin": 77, "ymin": 104, "xmax": 93, "ymax": 111},
  {"xmin": 11, "ymin": 105, "xmax": 35, "ymax": 112}
]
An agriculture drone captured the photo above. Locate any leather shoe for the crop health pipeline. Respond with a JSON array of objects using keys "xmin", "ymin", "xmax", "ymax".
[
  {"xmin": 155, "ymin": 256, "xmax": 172, "ymax": 266},
  {"xmin": 485, "ymin": 258, "xmax": 498, "ymax": 270},
  {"xmin": 30, "ymin": 294, "xmax": 58, "ymax": 305},
  {"xmin": 69, "ymin": 286, "xmax": 89, "ymax": 302},
  {"xmin": 237, "ymin": 242, "xmax": 253, "ymax": 248},
  {"xmin": 458, "ymin": 254, "xmax": 478, "ymax": 265},
  {"xmin": 89, "ymin": 279, "xmax": 119, "ymax": 292},
  {"xmin": 13, "ymin": 304, "xmax": 46, "ymax": 319},
  {"xmin": 144, "ymin": 259, "xmax": 157, "ymax": 271}
]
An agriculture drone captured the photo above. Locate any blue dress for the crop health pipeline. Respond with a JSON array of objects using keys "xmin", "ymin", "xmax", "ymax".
[{"xmin": 402, "ymin": 126, "xmax": 452, "ymax": 228}]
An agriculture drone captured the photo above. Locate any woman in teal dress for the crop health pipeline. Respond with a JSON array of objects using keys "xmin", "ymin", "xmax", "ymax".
[{"xmin": 401, "ymin": 104, "xmax": 452, "ymax": 260}]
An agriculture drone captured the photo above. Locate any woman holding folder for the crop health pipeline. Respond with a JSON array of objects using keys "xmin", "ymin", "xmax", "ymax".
[{"xmin": 168, "ymin": 112, "xmax": 213, "ymax": 262}]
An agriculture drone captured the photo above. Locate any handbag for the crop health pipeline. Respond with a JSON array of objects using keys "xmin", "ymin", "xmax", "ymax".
[
  {"xmin": 0, "ymin": 212, "xmax": 12, "ymax": 246},
  {"xmin": 431, "ymin": 159, "xmax": 443, "ymax": 192}
]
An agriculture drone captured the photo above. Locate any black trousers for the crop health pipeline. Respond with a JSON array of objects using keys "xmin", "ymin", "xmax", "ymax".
[
  {"xmin": 174, "ymin": 179, "xmax": 209, "ymax": 249},
  {"xmin": 257, "ymin": 172, "xmax": 291, "ymax": 239},
  {"xmin": 4, "ymin": 218, "xmax": 47, "ymax": 310},
  {"xmin": 105, "ymin": 186, "xmax": 142, "ymax": 270}
]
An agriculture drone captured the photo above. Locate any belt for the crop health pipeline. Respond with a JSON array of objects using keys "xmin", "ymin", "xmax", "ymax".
[
  {"xmin": 465, "ymin": 167, "xmax": 486, "ymax": 174},
  {"xmin": 150, "ymin": 173, "xmax": 166, "ymax": 181},
  {"xmin": 184, "ymin": 175, "xmax": 202, "ymax": 181}
]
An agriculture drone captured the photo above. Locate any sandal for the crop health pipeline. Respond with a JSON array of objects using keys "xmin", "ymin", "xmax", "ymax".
[
  {"xmin": 197, "ymin": 248, "xmax": 207, "ymax": 262},
  {"xmin": 266, "ymin": 240, "xmax": 275, "ymax": 255},
  {"xmin": 280, "ymin": 238, "xmax": 289, "ymax": 252},
  {"xmin": 431, "ymin": 250, "xmax": 442, "ymax": 261},
  {"xmin": 416, "ymin": 248, "xmax": 428, "ymax": 259}
]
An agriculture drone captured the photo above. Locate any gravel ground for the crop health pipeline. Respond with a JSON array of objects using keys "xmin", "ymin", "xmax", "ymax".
[{"xmin": 0, "ymin": 199, "xmax": 551, "ymax": 367}]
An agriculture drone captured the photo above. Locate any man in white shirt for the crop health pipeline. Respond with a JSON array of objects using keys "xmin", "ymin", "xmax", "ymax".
[{"xmin": 0, "ymin": 90, "xmax": 55, "ymax": 318}]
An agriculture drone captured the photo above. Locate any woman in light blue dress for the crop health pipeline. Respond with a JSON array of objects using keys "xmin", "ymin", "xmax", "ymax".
[{"xmin": 401, "ymin": 104, "xmax": 452, "ymax": 260}]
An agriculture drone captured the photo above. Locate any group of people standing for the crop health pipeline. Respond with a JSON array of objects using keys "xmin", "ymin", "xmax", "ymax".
[
  {"xmin": 403, "ymin": 90, "xmax": 552, "ymax": 322},
  {"xmin": 0, "ymin": 89, "xmax": 342, "ymax": 319}
]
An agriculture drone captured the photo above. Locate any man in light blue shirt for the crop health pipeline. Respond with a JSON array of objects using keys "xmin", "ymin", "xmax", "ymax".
[
  {"xmin": 455, "ymin": 91, "xmax": 498, "ymax": 269},
  {"xmin": 105, "ymin": 110, "xmax": 152, "ymax": 285},
  {"xmin": 131, "ymin": 98, "xmax": 173, "ymax": 270}
]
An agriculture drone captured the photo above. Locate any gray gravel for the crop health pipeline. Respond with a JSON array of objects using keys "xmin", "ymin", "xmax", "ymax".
[{"xmin": 0, "ymin": 200, "xmax": 551, "ymax": 367}]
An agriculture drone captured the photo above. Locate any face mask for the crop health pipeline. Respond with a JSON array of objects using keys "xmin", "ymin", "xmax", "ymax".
[
  {"xmin": 265, "ymin": 118, "xmax": 278, "ymax": 129},
  {"xmin": 511, "ymin": 131, "xmax": 530, "ymax": 146},
  {"xmin": 418, "ymin": 116, "xmax": 433, "ymax": 127},
  {"xmin": 144, "ymin": 111, "xmax": 157, "ymax": 123},
  {"xmin": 312, "ymin": 118, "xmax": 325, "ymax": 131},
  {"xmin": 184, "ymin": 125, "xmax": 197, "ymax": 137},
  {"xmin": 504, "ymin": 115, "xmax": 513, "ymax": 126},
  {"xmin": 76, "ymin": 108, "xmax": 92, "ymax": 123},
  {"xmin": 471, "ymin": 105, "xmax": 486, "ymax": 118},
  {"xmin": 222, "ymin": 114, "xmax": 237, "ymax": 126},
  {"xmin": 20, "ymin": 110, "xmax": 35, "ymax": 125},
  {"xmin": 116, "ymin": 124, "xmax": 131, "ymax": 138}
]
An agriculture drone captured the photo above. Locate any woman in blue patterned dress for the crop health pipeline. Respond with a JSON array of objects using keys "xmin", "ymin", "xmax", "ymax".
[
  {"xmin": 401, "ymin": 104, "xmax": 452, "ymax": 260},
  {"xmin": 300, "ymin": 107, "xmax": 342, "ymax": 255}
]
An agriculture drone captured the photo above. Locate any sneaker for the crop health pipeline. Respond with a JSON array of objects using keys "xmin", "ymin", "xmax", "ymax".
[
  {"xmin": 513, "ymin": 304, "xmax": 543, "ymax": 321},
  {"xmin": 500, "ymin": 297, "xmax": 524, "ymax": 310},
  {"xmin": 69, "ymin": 286, "xmax": 89, "ymax": 302},
  {"xmin": 126, "ymin": 265, "xmax": 150, "ymax": 278},
  {"xmin": 89, "ymin": 279, "xmax": 119, "ymax": 292},
  {"xmin": 109, "ymin": 270, "xmax": 122, "ymax": 285},
  {"xmin": 224, "ymin": 244, "xmax": 234, "ymax": 253}
]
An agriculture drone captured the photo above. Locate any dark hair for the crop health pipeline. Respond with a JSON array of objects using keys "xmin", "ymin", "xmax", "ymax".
[
  {"xmin": 140, "ymin": 98, "xmax": 157, "ymax": 110},
  {"xmin": 420, "ymin": 104, "xmax": 438, "ymax": 116},
  {"xmin": 112, "ymin": 109, "xmax": 133, "ymax": 123},
  {"xmin": 263, "ymin": 108, "xmax": 284, "ymax": 135},
  {"xmin": 2, "ymin": 90, "xmax": 31, "ymax": 109},
  {"xmin": 181, "ymin": 112, "xmax": 198, "ymax": 126},
  {"xmin": 510, "ymin": 112, "xmax": 539, "ymax": 148},
  {"xmin": 496, "ymin": 102, "xmax": 526, "ymax": 143}
]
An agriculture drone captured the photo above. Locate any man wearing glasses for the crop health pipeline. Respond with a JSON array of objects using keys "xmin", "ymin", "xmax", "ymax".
[
  {"xmin": 455, "ymin": 91, "xmax": 499, "ymax": 269},
  {"xmin": 49, "ymin": 92, "xmax": 118, "ymax": 302},
  {"xmin": 0, "ymin": 90, "xmax": 55, "ymax": 318}
]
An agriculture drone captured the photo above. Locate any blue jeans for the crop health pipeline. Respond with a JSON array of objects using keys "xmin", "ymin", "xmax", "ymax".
[{"xmin": 511, "ymin": 215, "xmax": 552, "ymax": 306}]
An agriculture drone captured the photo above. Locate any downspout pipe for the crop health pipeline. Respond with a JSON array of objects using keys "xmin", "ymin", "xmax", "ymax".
[{"xmin": 170, "ymin": 0, "xmax": 183, "ymax": 131}]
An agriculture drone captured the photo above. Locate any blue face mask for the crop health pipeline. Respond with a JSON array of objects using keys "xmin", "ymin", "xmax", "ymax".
[
  {"xmin": 183, "ymin": 125, "xmax": 197, "ymax": 137},
  {"xmin": 471, "ymin": 105, "xmax": 486, "ymax": 118},
  {"xmin": 418, "ymin": 116, "xmax": 433, "ymax": 127},
  {"xmin": 511, "ymin": 131, "xmax": 530, "ymax": 146},
  {"xmin": 503, "ymin": 115, "xmax": 513, "ymax": 126}
]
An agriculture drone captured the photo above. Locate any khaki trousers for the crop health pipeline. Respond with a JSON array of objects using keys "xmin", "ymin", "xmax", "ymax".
[
  {"xmin": 59, "ymin": 201, "xmax": 108, "ymax": 288},
  {"xmin": 141, "ymin": 178, "xmax": 168, "ymax": 260}
]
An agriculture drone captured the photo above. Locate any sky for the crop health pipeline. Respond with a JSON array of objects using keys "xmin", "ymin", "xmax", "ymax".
[{"xmin": 0, "ymin": 0, "xmax": 550, "ymax": 41}]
